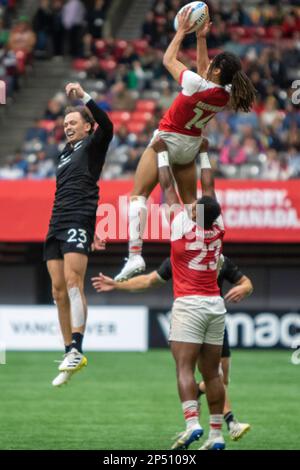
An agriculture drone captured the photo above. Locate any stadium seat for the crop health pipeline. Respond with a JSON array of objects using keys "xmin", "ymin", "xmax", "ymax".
[
  {"xmin": 136, "ymin": 100, "xmax": 156, "ymax": 112},
  {"xmin": 131, "ymin": 39, "xmax": 149, "ymax": 55},
  {"xmin": 127, "ymin": 121, "xmax": 146, "ymax": 133},
  {"xmin": 131, "ymin": 111, "xmax": 152, "ymax": 122},
  {"xmin": 114, "ymin": 40, "xmax": 128, "ymax": 59},
  {"xmin": 109, "ymin": 111, "xmax": 131, "ymax": 123},
  {"xmin": 38, "ymin": 120, "xmax": 56, "ymax": 132},
  {"xmin": 94, "ymin": 39, "xmax": 107, "ymax": 58},
  {"xmin": 73, "ymin": 59, "xmax": 90, "ymax": 71},
  {"xmin": 99, "ymin": 59, "xmax": 117, "ymax": 72}
]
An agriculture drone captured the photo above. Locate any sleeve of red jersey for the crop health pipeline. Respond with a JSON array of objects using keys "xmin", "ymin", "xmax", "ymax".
[{"xmin": 180, "ymin": 69, "xmax": 209, "ymax": 96}]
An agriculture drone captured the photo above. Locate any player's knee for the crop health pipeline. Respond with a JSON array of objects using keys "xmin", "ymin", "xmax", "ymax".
[
  {"xmin": 202, "ymin": 366, "xmax": 220, "ymax": 383},
  {"xmin": 65, "ymin": 274, "xmax": 83, "ymax": 291},
  {"xmin": 52, "ymin": 285, "xmax": 68, "ymax": 304}
]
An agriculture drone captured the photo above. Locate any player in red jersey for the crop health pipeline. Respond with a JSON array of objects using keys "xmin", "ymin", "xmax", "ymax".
[
  {"xmin": 115, "ymin": 8, "xmax": 256, "ymax": 282},
  {"xmin": 156, "ymin": 142, "xmax": 226, "ymax": 450}
]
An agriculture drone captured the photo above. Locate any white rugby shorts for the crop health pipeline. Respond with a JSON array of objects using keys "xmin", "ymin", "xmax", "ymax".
[
  {"xmin": 169, "ymin": 295, "xmax": 226, "ymax": 345},
  {"xmin": 149, "ymin": 129, "xmax": 202, "ymax": 165}
]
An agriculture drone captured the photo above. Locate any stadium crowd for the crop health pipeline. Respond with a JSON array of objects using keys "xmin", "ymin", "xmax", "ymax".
[{"xmin": 0, "ymin": 0, "xmax": 300, "ymax": 180}]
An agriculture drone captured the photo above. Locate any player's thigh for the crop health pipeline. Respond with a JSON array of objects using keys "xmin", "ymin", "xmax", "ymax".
[
  {"xmin": 131, "ymin": 147, "xmax": 158, "ymax": 197},
  {"xmin": 170, "ymin": 341, "xmax": 201, "ymax": 370},
  {"xmin": 200, "ymin": 342, "xmax": 223, "ymax": 380},
  {"xmin": 172, "ymin": 159, "xmax": 197, "ymax": 204},
  {"xmin": 63, "ymin": 252, "xmax": 88, "ymax": 288},
  {"xmin": 47, "ymin": 259, "xmax": 65, "ymax": 289}
]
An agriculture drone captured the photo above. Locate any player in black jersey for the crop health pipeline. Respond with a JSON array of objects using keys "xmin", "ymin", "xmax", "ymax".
[
  {"xmin": 92, "ymin": 256, "xmax": 253, "ymax": 441},
  {"xmin": 44, "ymin": 82, "xmax": 113, "ymax": 387}
]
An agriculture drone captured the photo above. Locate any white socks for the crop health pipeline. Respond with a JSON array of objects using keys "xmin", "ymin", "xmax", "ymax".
[
  {"xmin": 209, "ymin": 414, "xmax": 223, "ymax": 438},
  {"xmin": 129, "ymin": 196, "xmax": 147, "ymax": 258},
  {"xmin": 182, "ymin": 400, "xmax": 201, "ymax": 430}
]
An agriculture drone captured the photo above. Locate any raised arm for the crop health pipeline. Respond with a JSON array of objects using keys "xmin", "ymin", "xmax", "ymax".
[
  {"xmin": 157, "ymin": 152, "xmax": 180, "ymax": 207},
  {"xmin": 199, "ymin": 138, "xmax": 216, "ymax": 199},
  {"xmin": 163, "ymin": 8, "xmax": 195, "ymax": 83},
  {"xmin": 196, "ymin": 18, "xmax": 212, "ymax": 78},
  {"xmin": 65, "ymin": 82, "xmax": 113, "ymax": 167}
]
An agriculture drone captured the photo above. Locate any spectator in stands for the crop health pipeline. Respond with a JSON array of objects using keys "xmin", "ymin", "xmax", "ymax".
[
  {"xmin": 32, "ymin": 0, "xmax": 52, "ymax": 57},
  {"xmin": 260, "ymin": 96, "xmax": 283, "ymax": 127},
  {"xmin": 8, "ymin": 17, "xmax": 36, "ymax": 54},
  {"xmin": 142, "ymin": 11, "xmax": 156, "ymax": 42},
  {"xmin": 111, "ymin": 81, "xmax": 135, "ymax": 111},
  {"xmin": 50, "ymin": 0, "xmax": 64, "ymax": 58},
  {"xmin": 62, "ymin": 0, "xmax": 86, "ymax": 58},
  {"xmin": 220, "ymin": 136, "xmax": 247, "ymax": 166},
  {"xmin": 44, "ymin": 98, "xmax": 64, "ymax": 120},
  {"xmin": 25, "ymin": 119, "xmax": 48, "ymax": 143},
  {"xmin": 87, "ymin": 0, "xmax": 106, "ymax": 39},
  {"xmin": 0, "ymin": 16, "xmax": 9, "ymax": 46}
]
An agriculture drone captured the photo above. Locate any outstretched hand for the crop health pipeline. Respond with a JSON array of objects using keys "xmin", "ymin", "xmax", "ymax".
[
  {"xmin": 91, "ymin": 273, "xmax": 116, "ymax": 292},
  {"xmin": 177, "ymin": 7, "xmax": 197, "ymax": 35},
  {"xmin": 196, "ymin": 18, "xmax": 212, "ymax": 38}
]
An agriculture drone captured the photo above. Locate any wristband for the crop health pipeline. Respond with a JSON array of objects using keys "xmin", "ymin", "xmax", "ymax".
[
  {"xmin": 200, "ymin": 152, "xmax": 211, "ymax": 169},
  {"xmin": 158, "ymin": 151, "xmax": 169, "ymax": 168}
]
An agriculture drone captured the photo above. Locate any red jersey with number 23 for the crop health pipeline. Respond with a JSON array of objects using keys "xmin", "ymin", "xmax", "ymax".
[
  {"xmin": 159, "ymin": 69, "xmax": 230, "ymax": 137},
  {"xmin": 171, "ymin": 210, "xmax": 225, "ymax": 299}
]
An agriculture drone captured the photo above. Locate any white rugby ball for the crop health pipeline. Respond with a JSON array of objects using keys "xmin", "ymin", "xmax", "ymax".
[{"xmin": 174, "ymin": 1, "xmax": 209, "ymax": 34}]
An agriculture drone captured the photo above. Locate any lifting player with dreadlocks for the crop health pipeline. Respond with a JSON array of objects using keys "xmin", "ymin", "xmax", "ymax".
[
  {"xmin": 44, "ymin": 82, "xmax": 113, "ymax": 387},
  {"xmin": 115, "ymin": 9, "xmax": 256, "ymax": 283}
]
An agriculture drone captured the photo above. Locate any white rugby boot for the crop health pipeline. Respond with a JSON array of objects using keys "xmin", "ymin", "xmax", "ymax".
[
  {"xmin": 199, "ymin": 434, "xmax": 225, "ymax": 450},
  {"xmin": 229, "ymin": 421, "xmax": 251, "ymax": 441},
  {"xmin": 58, "ymin": 348, "xmax": 88, "ymax": 372},
  {"xmin": 114, "ymin": 255, "xmax": 145, "ymax": 282}
]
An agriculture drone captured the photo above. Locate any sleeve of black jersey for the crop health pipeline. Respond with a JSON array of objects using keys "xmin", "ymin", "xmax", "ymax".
[
  {"xmin": 85, "ymin": 99, "xmax": 113, "ymax": 166},
  {"xmin": 156, "ymin": 257, "xmax": 172, "ymax": 282},
  {"xmin": 223, "ymin": 257, "xmax": 244, "ymax": 285}
]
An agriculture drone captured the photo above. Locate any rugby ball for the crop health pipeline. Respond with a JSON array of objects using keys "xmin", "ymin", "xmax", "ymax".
[{"xmin": 174, "ymin": 1, "xmax": 209, "ymax": 34}]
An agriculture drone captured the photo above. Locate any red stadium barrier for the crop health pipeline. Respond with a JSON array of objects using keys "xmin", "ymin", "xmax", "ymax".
[{"xmin": 0, "ymin": 180, "xmax": 300, "ymax": 243}]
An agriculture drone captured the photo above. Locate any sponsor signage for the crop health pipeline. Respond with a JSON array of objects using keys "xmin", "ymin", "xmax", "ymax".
[
  {"xmin": 0, "ymin": 306, "xmax": 148, "ymax": 351},
  {"xmin": 0, "ymin": 180, "xmax": 300, "ymax": 242},
  {"xmin": 149, "ymin": 309, "xmax": 300, "ymax": 349}
]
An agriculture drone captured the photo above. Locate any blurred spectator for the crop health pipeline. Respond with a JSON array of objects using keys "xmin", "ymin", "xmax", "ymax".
[
  {"xmin": 44, "ymin": 98, "xmax": 64, "ymax": 120},
  {"xmin": 87, "ymin": 0, "xmax": 105, "ymax": 39},
  {"xmin": 62, "ymin": 0, "xmax": 86, "ymax": 58},
  {"xmin": 220, "ymin": 136, "xmax": 247, "ymax": 166},
  {"xmin": 111, "ymin": 81, "xmax": 135, "ymax": 111},
  {"xmin": 50, "ymin": 0, "xmax": 64, "ymax": 57},
  {"xmin": 8, "ymin": 17, "xmax": 36, "ymax": 54},
  {"xmin": 32, "ymin": 0, "xmax": 52, "ymax": 57}
]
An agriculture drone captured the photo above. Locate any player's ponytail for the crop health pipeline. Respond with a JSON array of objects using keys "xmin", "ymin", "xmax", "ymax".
[
  {"xmin": 231, "ymin": 70, "xmax": 256, "ymax": 112},
  {"xmin": 208, "ymin": 52, "xmax": 256, "ymax": 113}
]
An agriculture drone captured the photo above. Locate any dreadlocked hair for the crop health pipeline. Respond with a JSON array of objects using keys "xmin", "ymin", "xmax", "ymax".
[{"xmin": 209, "ymin": 52, "xmax": 256, "ymax": 113}]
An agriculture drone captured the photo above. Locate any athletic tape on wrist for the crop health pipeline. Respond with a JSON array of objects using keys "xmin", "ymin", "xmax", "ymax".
[{"xmin": 82, "ymin": 92, "xmax": 92, "ymax": 104}]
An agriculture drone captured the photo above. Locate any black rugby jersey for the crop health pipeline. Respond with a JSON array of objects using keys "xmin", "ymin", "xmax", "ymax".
[
  {"xmin": 156, "ymin": 256, "xmax": 244, "ymax": 295},
  {"xmin": 48, "ymin": 99, "xmax": 113, "ymax": 237}
]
